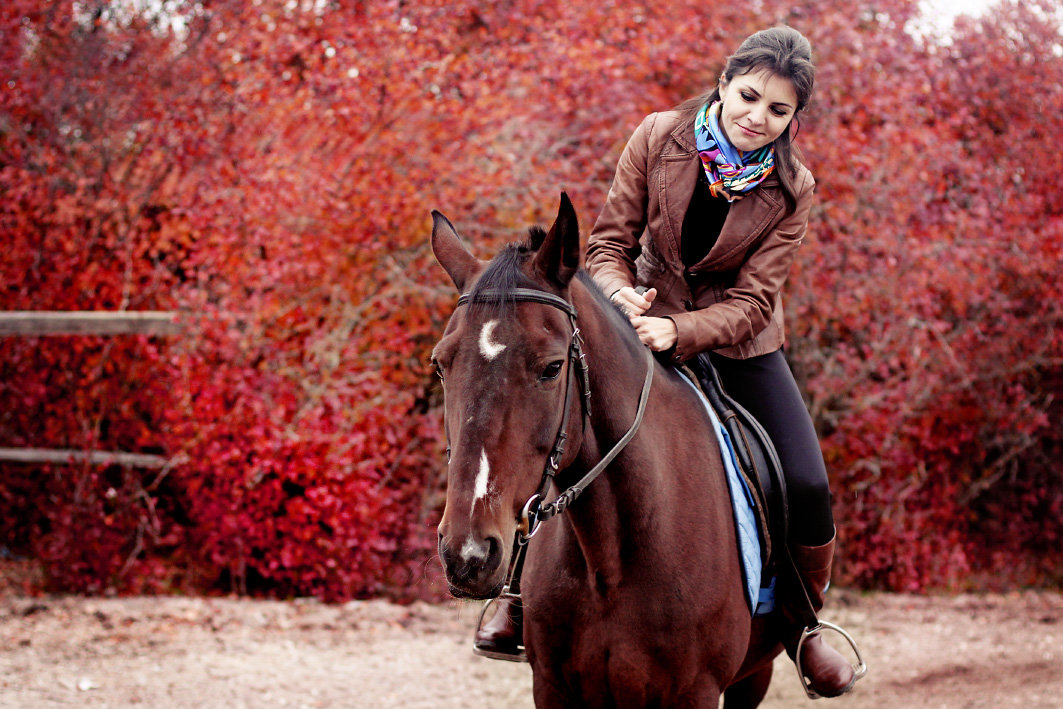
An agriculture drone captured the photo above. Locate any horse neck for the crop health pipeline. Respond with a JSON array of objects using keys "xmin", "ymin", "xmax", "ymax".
[
  {"xmin": 569, "ymin": 278, "xmax": 651, "ymax": 444},
  {"xmin": 559, "ymin": 280, "xmax": 669, "ymax": 576}
]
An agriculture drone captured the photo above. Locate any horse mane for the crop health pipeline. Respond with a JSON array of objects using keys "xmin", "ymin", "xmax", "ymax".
[
  {"xmin": 466, "ymin": 227, "xmax": 644, "ymax": 352},
  {"xmin": 466, "ymin": 239, "xmax": 539, "ymax": 318}
]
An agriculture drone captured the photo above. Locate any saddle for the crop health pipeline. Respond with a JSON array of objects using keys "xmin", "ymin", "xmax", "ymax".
[
  {"xmin": 684, "ymin": 354, "xmax": 868, "ymax": 695},
  {"xmin": 683, "ymin": 353, "xmax": 789, "ymax": 588}
]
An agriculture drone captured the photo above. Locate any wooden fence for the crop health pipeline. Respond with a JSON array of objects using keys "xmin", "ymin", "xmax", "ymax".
[{"xmin": 0, "ymin": 311, "xmax": 181, "ymax": 468}]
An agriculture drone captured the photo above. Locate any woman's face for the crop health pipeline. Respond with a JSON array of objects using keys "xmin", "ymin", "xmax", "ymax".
[{"xmin": 718, "ymin": 69, "xmax": 798, "ymax": 153}]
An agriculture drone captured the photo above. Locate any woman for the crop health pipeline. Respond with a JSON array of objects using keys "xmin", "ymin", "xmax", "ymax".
[
  {"xmin": 476, "ymin": 26, "xmax": 861, "ymax": 699},
  {"xmin": 590, "ymin": 24, "xmax": 857, "ymax": 698}
]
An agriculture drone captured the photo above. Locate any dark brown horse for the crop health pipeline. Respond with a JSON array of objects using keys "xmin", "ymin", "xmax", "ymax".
[{"xmin": 431, "ymin": 194, "xmax": 782, "ymax": 708}]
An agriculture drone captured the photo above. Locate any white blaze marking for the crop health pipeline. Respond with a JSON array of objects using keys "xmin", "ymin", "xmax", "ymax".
[
  {"xmin": 462, "ymin": 451, "xmax": 492, "ymax": 560},
  {"xmin": 473, "ymin": 449, "xmax": 491, "ymax": 513},
  {"xmin": 479, "ymin": 320, "xmax": 506, "ymax": 360}
]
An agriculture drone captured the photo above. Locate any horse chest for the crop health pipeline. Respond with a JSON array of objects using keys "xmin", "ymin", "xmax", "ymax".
[{"xmin": 521, "ymin": 518, "xmax": 750, "ymax": 704}]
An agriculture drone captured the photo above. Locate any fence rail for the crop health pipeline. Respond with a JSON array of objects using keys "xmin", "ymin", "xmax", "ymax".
[
  {"xmin": 0, "ymin": 447, "xmax": 173, "ymax": 468},
  {"xmin": 0, "ymin": 311, "xmax": 180, "ymax": 336}
]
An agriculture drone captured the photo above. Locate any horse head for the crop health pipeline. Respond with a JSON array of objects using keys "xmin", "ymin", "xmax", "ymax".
[{"xmin": 430, "ymin": 194, "xmax": 583, "ymax": 598}]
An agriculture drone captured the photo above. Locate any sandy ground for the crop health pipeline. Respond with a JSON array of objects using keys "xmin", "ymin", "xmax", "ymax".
[{"xmin": 1, "ymin": 587, "xmax": 1062, "ymax": 708}]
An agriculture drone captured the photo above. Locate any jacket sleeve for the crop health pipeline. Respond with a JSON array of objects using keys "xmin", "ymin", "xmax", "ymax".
[
  {"xmin": 668, "ymin": 167, "xmax": 816, "ymax": 362},
  {"xmin": 585, "ymin": 114, "xmax": 655, "ymax": 297}
]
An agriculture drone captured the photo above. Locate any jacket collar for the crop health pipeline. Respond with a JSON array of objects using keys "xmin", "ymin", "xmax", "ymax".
[{"xmin": 670, "ymin": 118, "xmax": 697, "ymax": 154}]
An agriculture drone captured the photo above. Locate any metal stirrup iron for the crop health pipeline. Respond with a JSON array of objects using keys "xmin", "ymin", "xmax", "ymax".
[{"xmin": 795, "ymin": 620, "xmax": 868, "ymax": 699}]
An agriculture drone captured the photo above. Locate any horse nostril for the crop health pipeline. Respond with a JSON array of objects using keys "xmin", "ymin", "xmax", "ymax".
[
  {"xmin": 485, "ymin": 535, "xmax": 502, "ymax": 571},
  {"xmin": 438, "ymin": 532, "xmax": 455, "ymax": 565}
]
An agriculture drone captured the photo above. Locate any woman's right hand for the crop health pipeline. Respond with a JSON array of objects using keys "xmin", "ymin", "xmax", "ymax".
[{"xmin": 611, "ymin": 286, "xmax": 658, "ymax": 317}]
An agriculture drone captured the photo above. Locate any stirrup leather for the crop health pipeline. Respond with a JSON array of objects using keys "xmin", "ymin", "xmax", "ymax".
[{"xmin": 795, "ymin": 620, "xmax": 868, "ymax": 699}]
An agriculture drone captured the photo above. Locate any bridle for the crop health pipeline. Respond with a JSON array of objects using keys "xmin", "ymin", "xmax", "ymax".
[{"xmin": 450, "ymin": 286, "xmax": 654, "ymax": 600}]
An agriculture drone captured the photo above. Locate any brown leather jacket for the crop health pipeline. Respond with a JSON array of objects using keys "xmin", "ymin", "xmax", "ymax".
[{"xmin": 586, "ymin": 111, "xmax": 815, "ymax": 362}]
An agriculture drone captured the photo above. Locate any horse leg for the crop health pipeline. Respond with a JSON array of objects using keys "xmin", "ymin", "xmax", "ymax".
[
  {"xmin": 722, "ymin": 665, "xmax": 773, "ymax": 709},
  {"xmin": 531, "ymin": 683, "xmax": 587, "ymax": 709},
  {"xmin": 530, "ymin": 666, "xmax": 580, "ymax": 709}
]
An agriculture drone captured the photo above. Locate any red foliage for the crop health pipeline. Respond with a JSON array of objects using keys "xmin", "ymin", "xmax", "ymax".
[
  {"xmin": 1, "ymin": 0, "xmax": 1061, "ymax": 598},
  {"xmin": 790, "ymin": 0, "xmax": 1063, "ymax": 589}
]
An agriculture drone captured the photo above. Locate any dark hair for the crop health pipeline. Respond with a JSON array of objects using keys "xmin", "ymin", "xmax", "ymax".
[{"xmin": 676, "ymin": 26, "xmax": 815, "ymax": 214}]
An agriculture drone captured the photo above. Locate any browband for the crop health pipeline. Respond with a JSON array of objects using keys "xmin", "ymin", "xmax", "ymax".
[{"xmin": 456, "ymin": 288, "xmax": 577, "ymax": 319}]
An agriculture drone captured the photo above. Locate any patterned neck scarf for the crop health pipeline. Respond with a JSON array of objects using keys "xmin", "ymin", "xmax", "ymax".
[{"xmin": 694, "ymin": 101, "xmax": 776, "ymax": 202}]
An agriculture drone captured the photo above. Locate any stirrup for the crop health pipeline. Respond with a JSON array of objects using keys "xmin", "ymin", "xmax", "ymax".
[
  {"xmin": 795, "ymin": 620, "xmax": 868, "ymax": 699},
  {"xmin": 472, "ymin": 590, "xmax": 527, "ymax": 663}
]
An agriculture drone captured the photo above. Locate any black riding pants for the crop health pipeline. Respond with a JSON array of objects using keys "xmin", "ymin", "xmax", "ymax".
[{"xmin": 709, "ymin": 349, "xmax": 835, "ymax": 547}]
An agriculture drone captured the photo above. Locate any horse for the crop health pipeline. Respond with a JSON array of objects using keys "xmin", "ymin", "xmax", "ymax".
[{"xmin": 430, "ymin": 193, "xmax": 783, "ymax": 708}]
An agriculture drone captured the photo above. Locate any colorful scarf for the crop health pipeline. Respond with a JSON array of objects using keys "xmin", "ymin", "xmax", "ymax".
[{"xmin": 693, "ymin": 101, "xmax": 775, "ymax": 201}]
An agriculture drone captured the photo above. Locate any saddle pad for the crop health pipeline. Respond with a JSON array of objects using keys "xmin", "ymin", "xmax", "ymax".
[{"xmin": 680, "ymin": 375, "xmax": 774, "ymax": 616}]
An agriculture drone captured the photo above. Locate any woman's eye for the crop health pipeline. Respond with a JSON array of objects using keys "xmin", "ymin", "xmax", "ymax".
[
  {"xmin": 539, "ymin": 361, "xmax": 563, "ymax": 381},
  {"xmin": 741, "ymin": 91, "xmax": 756, "ymax": 102}
]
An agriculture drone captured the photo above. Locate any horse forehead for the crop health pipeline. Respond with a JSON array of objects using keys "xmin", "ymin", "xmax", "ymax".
[{"xmin": 451, "ymin": 306, "xmax": 566, "ymax": 349}]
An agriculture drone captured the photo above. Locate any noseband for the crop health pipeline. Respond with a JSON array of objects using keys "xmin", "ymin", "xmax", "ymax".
[{"xmin": 452, "ymin": 286, "xmax": 654, "ymax": 598}]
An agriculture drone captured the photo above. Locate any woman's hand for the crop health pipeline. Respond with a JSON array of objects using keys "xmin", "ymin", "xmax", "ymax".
[
  {"xmin": 611, "ymin": 287, "xmax": 676, "ymax": 351},
  {"xmin": 611, "ymin": 286, "xmax": 657, "ymax": 316},
  {"xmin": 630, "ymin": 315, "xmax": 678, "ymax": 352}
]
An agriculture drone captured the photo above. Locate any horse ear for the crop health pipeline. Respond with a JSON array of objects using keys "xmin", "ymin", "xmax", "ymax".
[
  {"xmin": 431, "ymin": 210, "xmax": 482, "ymax": 292},
  {"xmin": 532, "ymin": 192, "xmax": 581, "ymax": 288}
]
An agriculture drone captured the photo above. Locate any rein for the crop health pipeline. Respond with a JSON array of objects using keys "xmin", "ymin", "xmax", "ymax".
[{"xmin": 453, "ymin": 287, "xmax": 655, "ymax": 599}]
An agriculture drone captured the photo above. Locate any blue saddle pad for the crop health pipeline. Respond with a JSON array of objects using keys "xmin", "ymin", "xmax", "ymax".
[{"xmin": 680, "ymin": 375, "xmax": 775, "ymax": 616}]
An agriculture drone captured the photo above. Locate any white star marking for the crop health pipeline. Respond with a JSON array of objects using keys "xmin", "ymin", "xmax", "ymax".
[{"xmin": 479, "ymin": 320, "xmax": 506, "ymax": 360}]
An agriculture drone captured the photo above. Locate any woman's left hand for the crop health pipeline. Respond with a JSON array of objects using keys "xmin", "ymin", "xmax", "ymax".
[{"xmin": 630, "ymin": 315, "xmax": 678, "ymax": 352}]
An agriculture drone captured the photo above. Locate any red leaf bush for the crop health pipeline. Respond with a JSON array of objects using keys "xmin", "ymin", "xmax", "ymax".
[{"xmin": 2, "ymin": 0, "xmax": 1061, "ymax": 598}]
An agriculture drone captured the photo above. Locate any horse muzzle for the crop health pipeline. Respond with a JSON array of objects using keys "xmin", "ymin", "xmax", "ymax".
[{"xmin": 438, "ymin": 530, "xmax": 507, "ymax": 599}]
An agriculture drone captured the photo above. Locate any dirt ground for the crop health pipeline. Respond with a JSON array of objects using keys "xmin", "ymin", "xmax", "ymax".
[{"xmin": 1, "ymin": 585, "xmax": 1062, "ymax": 708}]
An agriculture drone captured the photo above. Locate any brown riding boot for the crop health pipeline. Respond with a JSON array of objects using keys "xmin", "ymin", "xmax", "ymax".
[
  {"xmin": 473, "ymin": 595, "xmax": 527, "ymax": 662},
  {"xmin": 780, "ymin": 535, "xmax": 860, "ymax": 698}
]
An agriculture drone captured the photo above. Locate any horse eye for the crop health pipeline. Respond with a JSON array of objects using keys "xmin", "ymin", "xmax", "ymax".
[
  {"xmin": 540, "ymin": 360, "xmax": 564, "ymax": 381},
  {"xmin": 432, "ymin": 359, "xmax": 444, "ymax": 381}
]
